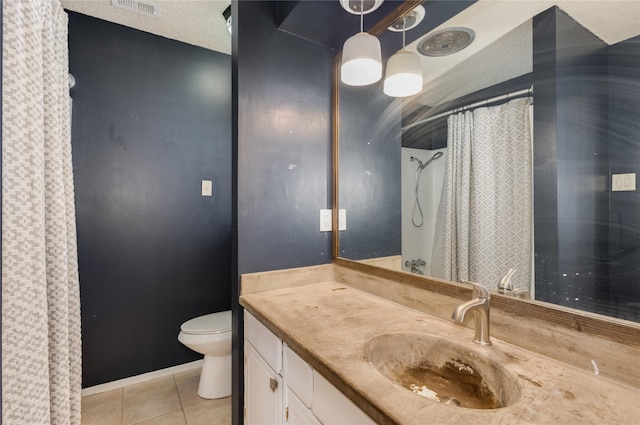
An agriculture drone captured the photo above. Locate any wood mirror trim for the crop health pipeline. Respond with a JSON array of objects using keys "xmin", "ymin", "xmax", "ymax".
[{"xmin": 332, "ymin": 53, "xmax": 340, "ymax": 259}]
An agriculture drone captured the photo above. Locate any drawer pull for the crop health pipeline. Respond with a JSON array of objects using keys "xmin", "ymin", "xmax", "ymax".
[{"xmin": 269, "ymin": 378, "xmax": 278, "ymax": 392}]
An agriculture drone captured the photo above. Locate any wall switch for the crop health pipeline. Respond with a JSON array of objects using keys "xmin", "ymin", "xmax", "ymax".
[
  {"xmin": 339, "ymin": 209, "xmax": 347, "ymax": 231},
  {"xmin": 320, "ymin": 209, "xmax": 332, "ymax": 232},
  {"xmin": 201, "ymin": 180, "xmax": 212, "ymax": 196},
  {"xmin": 612, "ymin": 173, "xmax": 636, "ymax": 192}
]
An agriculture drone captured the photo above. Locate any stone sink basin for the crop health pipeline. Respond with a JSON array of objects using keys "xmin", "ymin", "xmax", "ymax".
[{"xmin": 364, "ymin": 333, "xmax": 522, "ymax": 409}]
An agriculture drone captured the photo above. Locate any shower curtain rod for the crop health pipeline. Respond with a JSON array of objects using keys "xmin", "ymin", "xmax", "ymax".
[{"xmin": 401, "ymin": 86, "xmax": 533, "ymax": 131}]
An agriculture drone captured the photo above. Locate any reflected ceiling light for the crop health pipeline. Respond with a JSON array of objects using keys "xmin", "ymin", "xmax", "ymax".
[
  {"xmin": 340, "ymin": 0, "xmax": 384, "ymax": 86},
  {"xmin": 384, "ymin": 8, "xmax": 424, "ymax": 98}
]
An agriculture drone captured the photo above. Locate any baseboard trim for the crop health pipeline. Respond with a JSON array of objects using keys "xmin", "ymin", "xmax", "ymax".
[{"xmin": 81, "ymin": 359, "xmax": 204, "ymax": 397}]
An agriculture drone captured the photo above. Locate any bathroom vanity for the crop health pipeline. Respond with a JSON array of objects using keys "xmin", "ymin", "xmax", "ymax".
[
  {"xmin": 244, "ymin": 311, "xmax": 374, "ymax": 425},
  {"xmin": 239, "ymin": 264, "xmax": 640, "ymax": 424}
]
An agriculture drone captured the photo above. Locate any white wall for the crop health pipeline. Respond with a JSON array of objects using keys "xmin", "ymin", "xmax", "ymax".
[{"xmin": 401, "ymin": 147, "xmax": 447, "ymax": 276}]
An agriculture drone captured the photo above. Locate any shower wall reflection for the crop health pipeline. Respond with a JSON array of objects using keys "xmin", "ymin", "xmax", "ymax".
[{"xmin": 401, "ymin": 148, "xmax": 446, "ymax": 277}]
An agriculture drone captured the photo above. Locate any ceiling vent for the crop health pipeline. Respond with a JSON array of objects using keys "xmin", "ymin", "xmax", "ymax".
[{"xmin": 111, "ymin": 0, "xmax": 160, "ymax": 17}]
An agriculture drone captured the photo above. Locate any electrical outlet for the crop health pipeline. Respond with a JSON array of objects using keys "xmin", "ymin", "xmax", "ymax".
[
  {"xmin": 339, "ymin": 209, "xmax": 347, "ymax": 231},
  {"xmin": 320, "ymin": 209, "xmax": 332, "ymax": 232},
  {"xmin": 201, "ymin": 180, "xmax": 212, "ymax": 196}
]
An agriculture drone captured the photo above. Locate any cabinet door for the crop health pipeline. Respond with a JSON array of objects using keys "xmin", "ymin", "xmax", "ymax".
[
  {"xmin": 286, "ymin": 388, "xmax": 321, "ymax": 425},
  {"xmin": 245, "ymin": 341, "xmax": 283, "ymax": 425}
]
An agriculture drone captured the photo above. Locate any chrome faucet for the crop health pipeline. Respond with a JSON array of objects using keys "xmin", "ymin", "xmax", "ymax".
[
  {"xmin": 497, "ymin": 268, "xmax": 531, "ymax": 299},
  {"xmin": 451, "ymin": 281, "xmax": 492, "ymax": 346},
  {"xmin": 497, "ymin": 268, "xmax": 517, "ymax": 295},
  {"xmin": 405, "ymin": 259, "xmax": 425, "ymax": 275}
]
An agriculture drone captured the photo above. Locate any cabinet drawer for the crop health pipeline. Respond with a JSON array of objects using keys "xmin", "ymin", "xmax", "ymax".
[
  {"xmin": 312, "ymin": 371, "xmax": 376, "ymax": 425},
  {"xmin": 244, "ymin": 311, "xmax": 282, "ymax": 373},
  {"xmin": 284, "ymin": 344, "xmax": 313, "ymax": 408}
]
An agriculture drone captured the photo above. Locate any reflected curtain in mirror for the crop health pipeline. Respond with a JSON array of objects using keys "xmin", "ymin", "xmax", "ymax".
[{"xmin": 439, "ymin": 98, "xmax": 533, "ymax": 294}]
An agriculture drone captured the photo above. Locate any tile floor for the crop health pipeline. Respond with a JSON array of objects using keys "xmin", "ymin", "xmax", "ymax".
[{"xmin": 81, "ymin": 367, "xmax": 231, "ymax": 425}]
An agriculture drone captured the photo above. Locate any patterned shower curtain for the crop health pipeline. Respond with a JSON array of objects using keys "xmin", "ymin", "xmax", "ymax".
[
  {"xmin": 2, "ymin": 1, "xmax": 81, "ymax": 424},
  {"xmin": 440, "ymin": 98, "xmax": 533, "ymax": 293}
]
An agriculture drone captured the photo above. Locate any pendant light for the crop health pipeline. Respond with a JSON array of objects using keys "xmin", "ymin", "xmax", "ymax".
[
  {"xmin": 340, "ymin": 0, "xmax": 382, "ymax": 86},
  {"xmin": 383, "ymin": 14, "xmax": 423, "ymax": 97}
]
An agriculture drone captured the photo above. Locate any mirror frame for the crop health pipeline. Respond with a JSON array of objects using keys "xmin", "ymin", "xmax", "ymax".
[{"xmin": 331, "ymin": 0, "xmax": 640, "ymax": 347}]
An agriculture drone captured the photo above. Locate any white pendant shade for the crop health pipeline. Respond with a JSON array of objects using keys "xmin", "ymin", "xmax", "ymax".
[
  {"xmin": 341, "ymin": 32, "xmax": 382, "ymax": 86},
  {"xmin": 383, "ymin": 49, "xmax": 423, "ymax": 97}
]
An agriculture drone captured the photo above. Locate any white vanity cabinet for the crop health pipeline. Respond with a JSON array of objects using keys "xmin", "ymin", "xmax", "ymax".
[
  {"xmin": 287, "ymin": 388, "xmax": 321, "ymax": 425},
  {"xmin": 244, "ymin": 312, "xmax": 283, "ymax": 425},
  {"xmin": 283, "ymin": 345, "xmax": 319, "ymax": 425},
  {"xmin": 245, "ymin": 342, "xmax": 283, "ymax": 425},
  {"xmin": 312, "ymin": 371, "xmax": 376, "ymax": 425},
  {"xmin": 244, "ymin": 311, "xmax": 375, "ymax": 425}
]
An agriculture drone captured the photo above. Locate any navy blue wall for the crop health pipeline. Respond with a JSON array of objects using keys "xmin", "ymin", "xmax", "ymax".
[
  {"xmin": 236, "ymin": 2, "xmax": 332, "ymax": 274},
  {"xmin": 68, "ymin": 12, "xmax": 232, "ymax": 387},
  {"xmin": 338, "ymin": 82, "xmax": 401, "ymax": 260},
  {"xmin": 532, "ymin": 8, "xmax": 610, "ymax": 311},
  {"xmin": 232, "ymin": 2, "xmax": 333, "ymax": 423},
  {"xmin": 608, "ymin": 35, "xmax": 640, "ymax": 321}
]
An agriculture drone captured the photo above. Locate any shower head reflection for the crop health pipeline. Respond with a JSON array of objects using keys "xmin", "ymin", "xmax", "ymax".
[{"xmin": 411, "ymin": 151, "xmax": 443, "ymax": 170}]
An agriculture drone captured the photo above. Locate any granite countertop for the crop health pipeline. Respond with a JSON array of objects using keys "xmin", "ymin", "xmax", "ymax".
[{"xmin": 240, "ymin": 281, "xmax": 640, "ymax": 425}]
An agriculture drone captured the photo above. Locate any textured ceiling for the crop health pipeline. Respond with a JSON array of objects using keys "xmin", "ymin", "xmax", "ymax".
[
  {"xmin": 61, "ymin": 0, "xmax": 231, "ymax": 55},
  {"xmin": 409, "ymin": 0, "xmax": 640, "ymax": 106}
]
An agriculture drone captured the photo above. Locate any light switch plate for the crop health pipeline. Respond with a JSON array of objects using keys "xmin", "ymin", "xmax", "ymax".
[
  {"xmin": 339, "ymin": 209, "xmax": 346, "ymax": 231},
  {"xmin": 201, "ymin": 180, "xmax": 212, "ymax": 196},
  {"xmin": 320, "ymin": 209, "xmax": 332, "ymax": 232},
  {"xmin": 612, "ymin": 173, "xmax": 636, "ymax": 192}
]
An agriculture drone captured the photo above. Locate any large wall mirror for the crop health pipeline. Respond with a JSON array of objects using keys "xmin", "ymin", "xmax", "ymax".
[{"xmin": 337, "ymin": 0, "xmax": 640, "ymax": 324}]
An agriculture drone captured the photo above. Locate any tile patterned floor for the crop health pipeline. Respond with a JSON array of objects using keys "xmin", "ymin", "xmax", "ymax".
[{"xmin": 81, "ymin": 368, "xmax": 231, "ymax": 425}]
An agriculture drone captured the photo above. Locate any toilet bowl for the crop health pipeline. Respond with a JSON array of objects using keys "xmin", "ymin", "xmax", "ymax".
[{"xmin": 178, "ymin": 310, "xmax": 232, "ymax": 399}]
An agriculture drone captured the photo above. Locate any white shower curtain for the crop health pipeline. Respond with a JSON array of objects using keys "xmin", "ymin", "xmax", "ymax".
[
  {"xmin": 2, "ymin": 1, "xmax": 81, "ymax": 424},
  {"xmin": 440, "ymin": 98, "xmax": 532, "ymax": 293}
]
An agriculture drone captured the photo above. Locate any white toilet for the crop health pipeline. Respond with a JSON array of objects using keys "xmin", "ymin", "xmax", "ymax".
[{"xmin": 178, "ymin": 310, "xmax": 232, "ymax": 399}]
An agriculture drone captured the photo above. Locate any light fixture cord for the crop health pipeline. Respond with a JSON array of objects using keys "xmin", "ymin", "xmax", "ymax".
[
  {"xmin": 402, "ymin": 16, "xmax": 406, "ymax": 49},
  {"xmin": 360, "ymin": 0, "xmax": 364, "ymax": 32}
]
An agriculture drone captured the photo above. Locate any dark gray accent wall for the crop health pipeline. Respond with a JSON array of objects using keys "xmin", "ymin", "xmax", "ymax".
[
  {"xmin": 68, "ymin": 12, "xmax": 232, "ymax": 387},
  {"xmin": 236, "ymin": 2, "xmax": 332, "ymax": 275},
  {"xmin": 233, "ymin": 2, "xmax": 333, "ymax": 424},
  {"xmin": 608, "ymin": 35, "xmax": 640, "ymax": 321},
  {"xmin": 532, "ymin": 8, "xmax": 610, "ymax": 311},
  {"xmin": 338, "ymin": 82, "xmax": 401, "ymax": 260}
]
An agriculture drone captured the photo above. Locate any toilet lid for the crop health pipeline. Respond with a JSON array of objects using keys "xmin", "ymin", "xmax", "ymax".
[{"xmin": 180, "ymin": 311, "xmax": 231, "ymax": 335}]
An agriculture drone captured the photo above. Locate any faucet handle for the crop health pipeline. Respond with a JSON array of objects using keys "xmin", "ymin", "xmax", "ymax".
[
  {"xmin": 462, "ymin": 281, "xmax": 490, "ymax": 299},
  {"xmin": 497, "ymin": 268, "xmax": 517, "ymax": 295}
]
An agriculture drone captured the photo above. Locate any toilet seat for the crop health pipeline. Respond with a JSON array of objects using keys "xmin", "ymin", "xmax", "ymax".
[{"xmin": 180, "ymin": 311, "xmax": 231, "ymax": 335}]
